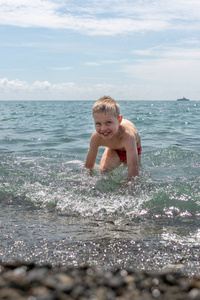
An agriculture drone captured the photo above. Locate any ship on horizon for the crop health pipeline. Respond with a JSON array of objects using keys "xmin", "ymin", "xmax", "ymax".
[{"xmin": 177, "ymin": 97, "xmax": 189, "ymax": 101}]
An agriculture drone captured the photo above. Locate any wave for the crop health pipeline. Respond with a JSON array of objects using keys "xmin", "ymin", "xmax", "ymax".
[{"xmin": 0, "ymin": 151, "xmax": 199, "ymax": 220}]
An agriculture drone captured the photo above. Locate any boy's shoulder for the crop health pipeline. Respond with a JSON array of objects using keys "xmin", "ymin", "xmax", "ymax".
[
  {"xmin": 90, "ymin": 131, "xmax": 102, "ymax": 145},
  {"xmin": 120, "ymin": 119, "xmax": 138, "ymax": 139},
  {"xmin": 121, "ymin": 119, "xmax": 135, "ymax": 133},
  {"xmin": 121, "ymin": 118, "xmax": 134, "ymax": 126}
]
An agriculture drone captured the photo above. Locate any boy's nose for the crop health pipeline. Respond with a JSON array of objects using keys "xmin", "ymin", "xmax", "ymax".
[{"xmin": 101, "ymin": 124, "xmax": 107, "ymax": 131}]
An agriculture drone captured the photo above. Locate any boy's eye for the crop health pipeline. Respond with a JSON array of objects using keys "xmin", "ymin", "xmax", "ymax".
[
  {"xmin": 96, "ymin": 122, "xmax": 101, "ymax": 126},
  {"xmin": 107, "ymin": 121, "xmax": 112, "ymax": 125}
]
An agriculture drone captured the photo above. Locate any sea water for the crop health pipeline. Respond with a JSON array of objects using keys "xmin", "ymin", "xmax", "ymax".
[{"xmin": 0, "ymin": 100, "xmax": 199, "ymax": 275}]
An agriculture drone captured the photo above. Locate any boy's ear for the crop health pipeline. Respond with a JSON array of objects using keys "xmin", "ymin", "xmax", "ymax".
[{"xmin": 119, "ymin": 115, "xmax": 123, "ymax": 123}]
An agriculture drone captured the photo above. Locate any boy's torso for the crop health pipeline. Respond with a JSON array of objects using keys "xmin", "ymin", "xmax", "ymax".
[{"xmin": 97, "ymin": 119, "xmax": 140, "ymax": 150}]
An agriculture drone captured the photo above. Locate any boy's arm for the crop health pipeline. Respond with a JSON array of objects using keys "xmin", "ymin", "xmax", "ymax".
[
  {"xmin": 84, "ymin": 133, "xmax": 99, "ymax": 171},
  {"xmin": 125, "ymin": 137, "xmax": 139, "ymax": 178}
]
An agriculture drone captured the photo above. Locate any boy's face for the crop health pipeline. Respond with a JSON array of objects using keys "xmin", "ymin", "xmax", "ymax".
[{"xmin": 93, "ymin": 112, "xmax": 122, "ymax": 140}]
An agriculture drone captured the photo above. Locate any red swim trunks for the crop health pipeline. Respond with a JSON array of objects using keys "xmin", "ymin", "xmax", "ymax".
[{"xmin": 115, "ymin": 145, "xmax": 142, "ymax": 163}]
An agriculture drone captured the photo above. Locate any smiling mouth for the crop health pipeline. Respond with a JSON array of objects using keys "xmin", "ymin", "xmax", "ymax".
[{"xmin": 101, "ymin": 132, "xmax": 110, "ymax": 137}]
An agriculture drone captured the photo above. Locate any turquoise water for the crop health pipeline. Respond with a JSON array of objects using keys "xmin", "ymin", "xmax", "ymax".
[{"xmin": 0, "ymin": 100, "xmax": 200, "ymax": 274}]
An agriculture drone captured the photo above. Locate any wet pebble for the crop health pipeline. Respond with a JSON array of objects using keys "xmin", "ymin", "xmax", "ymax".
[{"xmin": 0, "ymin": 262, "xmax": 200, "ymax": 299}]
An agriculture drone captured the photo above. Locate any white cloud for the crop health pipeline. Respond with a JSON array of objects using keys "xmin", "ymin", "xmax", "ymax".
[
  {"xmin": 0, "ymin": 77, "xmax": 125, "ymax": 100},
  {"xmin": 127, "ymin": 44, "xmax": 200, "ymax": 87},
  {"xmin": 1, "ymin": 76, "xmax": 199, "ymax": 101},
  {"xmin": 0, "ymin": 77, "xmax": 28, "ymax": 90},
  {"xmin": 0, "ymin": 77, "xmax": 79, "ymax": 99},
  {"xmin": 33, "ymin": 81, "xmax": 51, "ymax": 90},
  {"xmin": 122, "ymin": 58, "xmax": 200, "ymax": 87},
  {"xmin": 84, "ymin": 62, "xmax": 101, "ymax": 66},
  {"xmin": 0, "ymin": 77, "xmax": 121, "ymax": 100},
  {"xmin": 132, "ymin": 43, "xmax": 200, "ymax": 59},
  {"xmin": 50, "ymin": 67, "xmax": 73, "ymax": 70},
  {"xmin": 102, "ymin": 59, "xmax": 127, "ymax": 64},
  {"xmin": 0, "ymin": 0, "xmax": 200, "ymax": 35},
  {"xmin": 84, "ymin": 59, "xmax": 128, "ymax": 66}
]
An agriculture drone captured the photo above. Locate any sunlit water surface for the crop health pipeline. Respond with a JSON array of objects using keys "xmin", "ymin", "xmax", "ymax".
[{"xmin": 0, "ymin": 100, "xmax": 199, "ymax": 275}]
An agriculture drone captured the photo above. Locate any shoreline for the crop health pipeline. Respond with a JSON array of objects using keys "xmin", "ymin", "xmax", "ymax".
[{"xmin": 1, "ymin": 261, "xmax": 200, "ymax": 299}]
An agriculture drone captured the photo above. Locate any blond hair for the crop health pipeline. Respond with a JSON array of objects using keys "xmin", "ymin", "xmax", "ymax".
[{"xmin": 92, "ymin": 96, "xmax": 120, "ymax": 118}]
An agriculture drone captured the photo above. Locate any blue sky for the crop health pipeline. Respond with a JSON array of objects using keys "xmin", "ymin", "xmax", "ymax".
[{"xmin": 0, "ymin": 0, "xmax": 200, "ymax": 100}]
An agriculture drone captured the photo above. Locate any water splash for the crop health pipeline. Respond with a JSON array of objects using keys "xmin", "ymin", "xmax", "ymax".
[{"xmin": 1, "ymin": 154, "xmax": 199, "ymax": 220}]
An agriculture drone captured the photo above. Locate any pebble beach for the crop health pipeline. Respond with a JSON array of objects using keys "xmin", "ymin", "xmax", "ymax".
[{"xmin": 1, "ymin": 261, "xmax": 200, "ymax": 300}]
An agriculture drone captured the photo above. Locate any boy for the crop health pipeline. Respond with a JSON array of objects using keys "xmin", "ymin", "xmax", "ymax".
[{"xmin": 84, "ymin": 96, "xmax": 141, "ymax": 179}]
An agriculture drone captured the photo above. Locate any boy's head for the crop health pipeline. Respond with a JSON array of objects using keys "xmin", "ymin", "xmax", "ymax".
[{"xmin": 92, "ymin": 96, "xmax": 120, "ymax": 119}]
